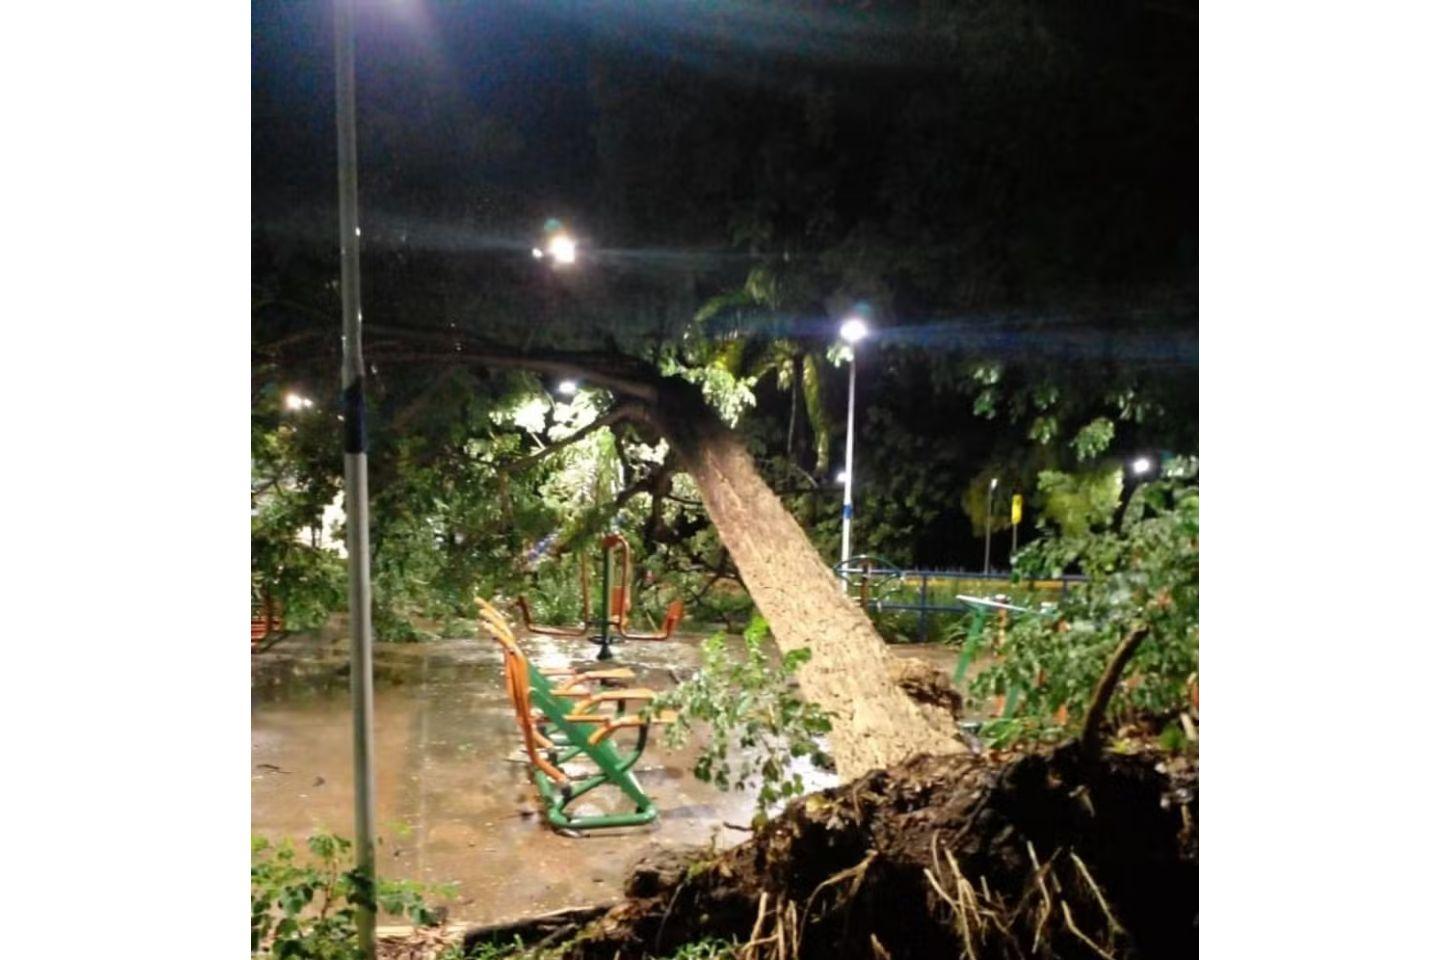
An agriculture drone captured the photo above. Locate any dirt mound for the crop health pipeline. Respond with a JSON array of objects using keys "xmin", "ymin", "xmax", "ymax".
[{"xmin": 553, "ymin": 742, "xmax": 1196, "ymax": 959}]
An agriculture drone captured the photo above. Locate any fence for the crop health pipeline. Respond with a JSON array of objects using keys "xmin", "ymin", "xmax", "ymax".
[{"xmin": 835, "ymin": 560, "xmax": 1086, "ymax": 644}]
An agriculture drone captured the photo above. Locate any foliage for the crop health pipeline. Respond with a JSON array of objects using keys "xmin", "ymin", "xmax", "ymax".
[
  {"xmin": 1070, "ymin": 417, "xmax": 1116, "ymax": 461},
  {"xmin": 971, "ymin": 458, "xmax": 1199, "ymax": 746},
  {"xmin": 1036, "ymin": 466, "xmax": 1124, "ymax": 538},
  {"xmin": 251, "ymin": 383, "xmax": 348, "ymax": 631},
  {"xmin": 251, "ymin": 833, "xmax": 455, "ymax": 959},
  {"xmin": 434, "ymin": 936, "xmax": 536, "ymax": 960},
  {"xmin": 653, "ymin": 617, "xmax": 832, "ymax": 820},
  {"xmin": 659, "ymin": 939, "xmax": 738, "ymax": 960}
]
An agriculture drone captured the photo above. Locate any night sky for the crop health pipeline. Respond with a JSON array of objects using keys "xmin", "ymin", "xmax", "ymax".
[{"xmin": 253, "ymin": 0, "xmax": 1198, "ymax": 316}]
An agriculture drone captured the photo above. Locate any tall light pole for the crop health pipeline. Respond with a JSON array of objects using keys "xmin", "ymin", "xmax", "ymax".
[
  {"xmin": 838, "ymin": 316, "xmax": 868, "ymax": 592},
  {"xmin": 333, "ymin": 1, "xmax": 377, "ymax": 955},
  {"xmin": 983, "ymin": 476, "xmax": 999, "ymax": 575}
]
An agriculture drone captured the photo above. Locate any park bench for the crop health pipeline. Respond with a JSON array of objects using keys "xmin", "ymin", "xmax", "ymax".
[{"xmin": 475, "ymin": 598, "xmax": 675, "ymax": 832}]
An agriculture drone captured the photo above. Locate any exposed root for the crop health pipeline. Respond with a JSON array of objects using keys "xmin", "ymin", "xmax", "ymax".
[{"xmin": 559, "ymin": 741, "xmax": 1196, "ymax": 960}]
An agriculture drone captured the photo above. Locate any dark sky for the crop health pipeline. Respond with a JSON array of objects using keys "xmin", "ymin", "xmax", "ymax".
[
  {"xmin": 253, "ymin": 0, "xmax": 597, "ymax": 219},
  {"xmin": 253, "ymin": 0, "xmax": 1197, "ymax": 362}
]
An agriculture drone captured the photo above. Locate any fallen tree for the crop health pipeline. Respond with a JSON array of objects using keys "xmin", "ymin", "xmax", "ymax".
[{"xmin": 377, "ymin": 334, "xmax": 963, "ymax": 778}]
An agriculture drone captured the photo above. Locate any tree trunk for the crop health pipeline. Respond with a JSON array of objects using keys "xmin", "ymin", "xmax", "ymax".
[{"xmin": 653, "ymin": 382, "xmax": 962, "ymax": 779}]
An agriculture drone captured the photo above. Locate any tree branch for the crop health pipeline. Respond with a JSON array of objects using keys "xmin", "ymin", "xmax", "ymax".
[
  {"xmin": 611, "ymin": 455, "xmax": 675, "ymax": 514},
  {"xmin": 504, "ymin": 402, "xmax": 649, "ymax": 473},
  {"xmin": 366, "ymin": 325, "xmax": 663, "ymax": 403},
  {"xmin": 1079, "ymin": 622, "xmax": 1151, "ymax": 762}
]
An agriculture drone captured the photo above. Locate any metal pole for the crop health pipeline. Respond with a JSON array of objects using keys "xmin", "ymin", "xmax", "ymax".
[
  {"xmin": 917, "ymin": 573, "xmax": 928, "ymax": 643},
  {"xmin": 597, "ymin": 544, "xmax": 615, "ymax": 661},
  {"xmin": 334, "ymin": 1, "xmax": 377, "ymax": 955},
  {"xmin": 983, "ymin": 484, "xmax": 993, "ymax": 575},
  {"xmin": 840, "ymin": 352, "xmax": 857, "ymax": 593}
]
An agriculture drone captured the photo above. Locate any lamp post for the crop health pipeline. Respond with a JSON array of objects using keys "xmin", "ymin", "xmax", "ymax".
[
  {"xmin": 332, "ymin": 0, "xmax": 376, "ymax": 955},
  {"xmin": 838, "ymin": 316, "xmax": 868, "ymax": 593},
  {"xmin": 984, "ymin": 477, "xmax": 999, "ymax": 575}
]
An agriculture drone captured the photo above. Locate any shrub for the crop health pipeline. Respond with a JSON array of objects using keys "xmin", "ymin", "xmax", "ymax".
[
  {"xmin": 971, "ymin": 457, "xmax": 1198, "ymax": 746},
  {"xmin": 251, "ymin": 833, "xmax": 454, "ymax": 959},
  {"xmin": 653, "ymin": 616, "xmax": 832, "ymax": 820}
]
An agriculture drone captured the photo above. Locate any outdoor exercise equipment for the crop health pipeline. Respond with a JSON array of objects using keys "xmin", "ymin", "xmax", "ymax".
[
  {"xmin": 475, "ymin": 598, "xmax": 675, "ymax": 832},
  {"xmin": 832, "ymin": 554, "xmax": 905, "ymax": 611},
  {"xmin": 250, "ymin": 582, "xmax": 284, "ymax": 652},
  {"xmin": 515, "ymin": 534, "xmax": 687, "ymax": 660}
]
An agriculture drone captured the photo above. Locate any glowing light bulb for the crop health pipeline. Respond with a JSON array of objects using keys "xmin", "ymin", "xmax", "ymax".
[
  {"xmin": 839, "ymin": 316, "xmax": 868, "ymax": 344},
  {"xmin": 547, "ymin": 234, "xmax": 577, "ymax": 265}
]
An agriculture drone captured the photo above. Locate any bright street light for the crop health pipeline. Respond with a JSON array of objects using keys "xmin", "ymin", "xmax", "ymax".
[
  {"xmin": 836, "ymin": 470, "xmax": 849, "ymax": 485},
  {"xmin": 1131, "ymin": 456, "xmax": 1153, "ymax": 476},
  {"xmin": 839, "ymin": 316, "xmax": 868, "ymax": 344},
  {"xmin": 536, "ymin": 219, "xmax": 579, "ymax": 267},
  {"xmin": 547, "ymin": 233, "xmax": 577, "ymax": 265},
  {"xmin": 557, "ymin": 379, "xmax": 579, "ymax": 396},
  {"xmin": 284, "ymin": 392, "xmax": 314, "ymax": 411}
]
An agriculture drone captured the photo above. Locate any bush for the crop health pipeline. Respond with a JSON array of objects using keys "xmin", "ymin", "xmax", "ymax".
[
  {"xmin": 971, "ymin": 458, "xmax": 1199, "ymax": 746},
  {"xmin": 653, "ymin": 617, "xmax": 832, "ymax": 820},
  {"xmin": 251, "ymin": 833, "xmax": 454, "ymax": 959}
]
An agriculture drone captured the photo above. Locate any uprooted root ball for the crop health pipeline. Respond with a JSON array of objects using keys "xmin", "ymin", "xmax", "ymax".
[{"xmin": 563, "ymin": 742, "xmax": 1196, "ymax": 960}]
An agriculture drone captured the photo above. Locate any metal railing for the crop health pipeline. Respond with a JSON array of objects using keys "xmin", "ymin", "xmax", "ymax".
[{"xmin": 834, "ymin": 557, "xmax": 1085, "ymax": 644}]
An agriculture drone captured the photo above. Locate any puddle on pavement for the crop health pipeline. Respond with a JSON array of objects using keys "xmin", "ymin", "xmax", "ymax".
[{"xmin": 252, "ymin": 631, "xmax": 967, "ymax": 925}]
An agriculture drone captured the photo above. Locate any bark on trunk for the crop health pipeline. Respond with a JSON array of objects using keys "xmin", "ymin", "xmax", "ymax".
[{"xmin": 653, "ymin": 382, "xmax": 962, "ymax": 779}]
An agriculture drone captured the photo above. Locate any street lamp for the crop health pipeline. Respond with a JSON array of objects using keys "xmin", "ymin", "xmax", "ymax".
[
  {"xmin": 557, "ymin": 379, "xmax": 579, "ymax": 397},
  {"xmin": 547, "ymin": 232, "xmax": 577, "ymax": 265},
  {"xmin": 838, "ymin": 315, "xmax": 868, "ymax": 592},
  {"xmin": 840, "ymin": 316, "xmax": 868, "ymax": 345},
  {"xmin": 284, "ymin": 392, "xmax": 314, "ymax": 412},
  {"xmin": 536, "ymin": 219, "xmax": 577, "ymax": 268},
  {"xmin": 983, "ymin": 476, "xmax": 999, "ymax": 575},
  {"xmin": 1131, "ymin": 456, "xmax": 1154, "ymax": 476}
]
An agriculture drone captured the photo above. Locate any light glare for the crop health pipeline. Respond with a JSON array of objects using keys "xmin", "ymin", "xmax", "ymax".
[
  {"xmin": 839, "ymin": 316, "xmax": 868, "ymax": 344},
  {"xmin": 547, "ymin": 234, "xmax": 577, "ymax": 265},
  {"xmin": 1131, "ymin": 456, "xmax": 1153, "ymax": 476},
  {"xmin": 557, "ymin": 379, "xmax": 579, "ymax": 396}
]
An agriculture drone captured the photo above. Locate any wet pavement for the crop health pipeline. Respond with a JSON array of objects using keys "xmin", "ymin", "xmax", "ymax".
[{"xmin": 251, "ymin": 630, "xmax": 966, "ymax": 926}]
